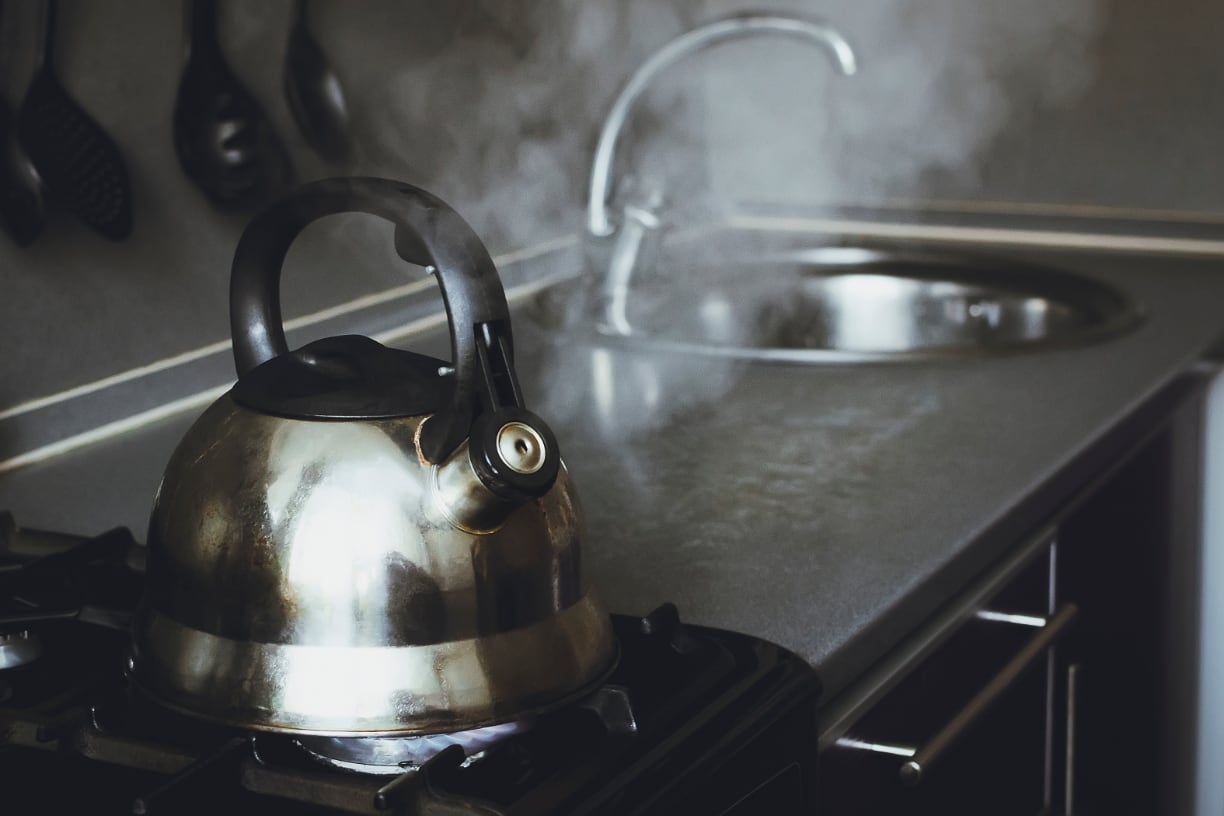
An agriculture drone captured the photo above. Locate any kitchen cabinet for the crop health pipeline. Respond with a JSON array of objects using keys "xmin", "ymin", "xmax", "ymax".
[
  {"xmin": 1053, "ymin": 375, "xmax": 1203, "ymax": 815},
  {"xmin": 816, "ymin": 371, "xmax": 1207, "ymax": 815}
]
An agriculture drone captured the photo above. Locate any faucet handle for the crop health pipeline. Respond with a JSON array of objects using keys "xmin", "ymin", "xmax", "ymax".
[
  {"xmin": 617, "ymin": 176, "xmax": 667, "ymax": 221},
  {"xmin": 588, "ymin": 176, "xmax": 669, "ymax": 336}
]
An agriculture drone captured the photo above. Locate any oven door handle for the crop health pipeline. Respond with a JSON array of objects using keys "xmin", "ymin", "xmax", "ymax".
[{"xmin": 836, "ymin": 602, "xmax": 1078, "ymax": 786}]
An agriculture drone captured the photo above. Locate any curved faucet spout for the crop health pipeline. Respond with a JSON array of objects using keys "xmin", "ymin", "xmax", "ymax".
[{"xmin": 586, "ymin": 14, "xmax": 858, "ymax": 239}]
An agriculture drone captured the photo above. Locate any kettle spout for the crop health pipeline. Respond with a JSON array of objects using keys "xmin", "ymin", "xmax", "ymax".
[{"xmin": 428, "ymin": 410, "xmax": 560, "ymax": 533}]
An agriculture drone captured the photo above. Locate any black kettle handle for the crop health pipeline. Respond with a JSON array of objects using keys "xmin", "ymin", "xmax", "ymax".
[{"xmin": 230, "ymin": 177, "xmax": 516, "ymax": 463}]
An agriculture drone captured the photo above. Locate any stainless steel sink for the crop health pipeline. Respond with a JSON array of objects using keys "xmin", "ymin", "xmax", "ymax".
[{"xmin": 539, "ymin": 247, "xmax": 1144, "ymax": 363}]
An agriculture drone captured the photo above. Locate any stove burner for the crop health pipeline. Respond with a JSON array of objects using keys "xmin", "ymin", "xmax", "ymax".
[
  {"xmin": 293, "ymin": 719, "xmax": 532, "ymax": 775},
  {"xmin": 0, "ymin": 630, "xmax": 42, "ymax": 670},
  {"xmin": 1, "ymin": 512, "xmax": 824, "ymax": 814}
]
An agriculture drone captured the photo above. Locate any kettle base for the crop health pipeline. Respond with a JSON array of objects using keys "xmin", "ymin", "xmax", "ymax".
[{"xmin": 127, "ymin": 592, "xmax": 617, "ymax": 737}]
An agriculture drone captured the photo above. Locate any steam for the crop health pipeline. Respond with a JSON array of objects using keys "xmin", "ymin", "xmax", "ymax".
[
  {"xmin": 359, "ymin": 2, "xmax": 696, "ymax": 251},
  {"xmin": 356, "ymin": 0, "xmax": 1104, "ymax": 245},
  {"xmin": 356, "ymin": 0, "xmax": 1105, "ymax": 442},
  {"xmin": 699, "ymin": 0, "xmax": 1106, "ymax": 208}
]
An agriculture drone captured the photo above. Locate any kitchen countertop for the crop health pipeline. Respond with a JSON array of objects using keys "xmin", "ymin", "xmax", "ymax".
[{"xmin": 3, "ymin": 228, "xmax": 1224, "ymax": 715}]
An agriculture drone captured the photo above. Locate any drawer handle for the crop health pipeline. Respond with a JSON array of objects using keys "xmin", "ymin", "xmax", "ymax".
[{"xmin": 836, "ymin": 603, "xmax": 1078, "ymax": 786}]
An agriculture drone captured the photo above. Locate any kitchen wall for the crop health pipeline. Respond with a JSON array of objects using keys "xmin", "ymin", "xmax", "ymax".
[
  {"xmin": 699, "ymin": 0, "xmax": 1224, "ymax": 218},
  {"xmin": 0, "ymin": 1, "xmax": 687, "ymax": 416},
  {"xmin": 2, "ymin": 0, "xmax": 1222, "ymax": 467},
  {"xmin": 945, "ymin": 0, "xmax": 1224, "ymax": 215}
]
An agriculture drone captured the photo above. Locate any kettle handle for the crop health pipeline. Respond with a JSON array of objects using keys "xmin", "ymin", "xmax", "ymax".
[{"xmin": 229, "ymin": 176, "xmax": 516, "ymax": 463}]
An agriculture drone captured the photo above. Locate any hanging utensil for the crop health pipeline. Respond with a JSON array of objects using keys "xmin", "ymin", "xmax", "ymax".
[
  {"xmin": 173, "ymin": 0, "xmax": 293, "ymax": 210},
  {"xmin": 16, "ymin": 0, "xmax": 132, "ymax": 240},
  {"xmin": 0, "ymin": 1, "xmax": 46, "ymax": 246},
  {"xmin": 0, "ymin": 98, "xmax": 44, "ymax": 246},
  {"xmin": 284, "ymin": 0, "xmax": 350, "ymax": 163}
]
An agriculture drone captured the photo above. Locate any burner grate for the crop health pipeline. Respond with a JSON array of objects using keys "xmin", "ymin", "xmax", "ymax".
[
  {"xmin": 0, "ymin": 514, "xmax": 143, "ymax": 645},
  {"xmin": 2, "ymin": 514, "xmax": 821, "ymax": 815}
]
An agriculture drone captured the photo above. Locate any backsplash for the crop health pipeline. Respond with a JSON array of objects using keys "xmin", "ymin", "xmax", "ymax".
[
  {"xmin": 698, "ymin": 0, "xmax": 1224, "ymax": 218},
  {"xmin": 0, "ymin": 0, "xmax": 697, "ymax": 421}
]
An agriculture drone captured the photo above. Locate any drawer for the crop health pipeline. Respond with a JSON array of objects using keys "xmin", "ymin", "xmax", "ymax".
[{"xmin": 819, "ymin": 541, "xmax": 1075, "ymax": 815}]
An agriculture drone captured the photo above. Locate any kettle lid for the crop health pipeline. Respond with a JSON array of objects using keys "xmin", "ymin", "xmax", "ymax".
[{"xmin": 231, "ymin": 334, "xmax": 449, "ymax": 421}]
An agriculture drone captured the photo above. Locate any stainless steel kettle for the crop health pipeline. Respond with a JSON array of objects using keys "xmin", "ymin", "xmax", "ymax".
[{"xmin": 128, "ymin": 177, "xmax": 616, "ymax": 736}]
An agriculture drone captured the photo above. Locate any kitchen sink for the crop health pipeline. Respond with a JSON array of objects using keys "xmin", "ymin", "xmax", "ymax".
[{"xmin": 537, "ymin": 247, "xmax": 1144, "ymax": 362}]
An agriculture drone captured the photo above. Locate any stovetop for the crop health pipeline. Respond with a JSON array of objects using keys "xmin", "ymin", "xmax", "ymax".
[{"xmin": 1, "ymin": 515, "xmax": 821, "ymax": 815}]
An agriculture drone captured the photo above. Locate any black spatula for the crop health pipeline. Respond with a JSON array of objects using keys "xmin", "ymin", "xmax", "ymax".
[
  {"xmin": 0, "ymin": 92, "xmax": 45, "ymax": 247},
  {"xmin": 0, "ymin": 0, "xmax": 46, "ymax": 246},
  {"xmin": 17, "ymin": 0, "xmax": 132, "ymax": 240},
  {"xmin": 173, "ymin": 0, "xmax": 292, "ymax": 210},
  {"xmin": 284, "ymin": 0, "xmax": 350, "ymax": 163}
]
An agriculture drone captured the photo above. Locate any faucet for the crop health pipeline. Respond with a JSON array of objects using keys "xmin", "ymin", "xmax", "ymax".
[{"xmin": 585, "ymin": 14, "xmax": 858, "ymax": 334}]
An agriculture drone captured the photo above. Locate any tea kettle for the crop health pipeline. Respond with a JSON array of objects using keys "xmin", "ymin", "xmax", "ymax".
[{"xmin": 128, "ymin": 177, "xmax": 616, "ymax": 736}]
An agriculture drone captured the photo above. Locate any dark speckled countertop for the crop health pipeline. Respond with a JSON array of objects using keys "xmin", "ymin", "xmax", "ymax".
[{"xmin": 3, "ymin": 230, "xmax": 1224, "ymax": 711}]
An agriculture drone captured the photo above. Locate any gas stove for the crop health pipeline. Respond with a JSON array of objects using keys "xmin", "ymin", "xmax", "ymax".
[{"xmin": 0, "ymin": 513, "xmax": 821, "ymax": 815}]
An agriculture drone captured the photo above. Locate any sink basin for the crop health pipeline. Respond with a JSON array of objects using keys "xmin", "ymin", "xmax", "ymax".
[{"xmin": 539, "ymin": 247, "xmax": 1144, "ymax": 362}]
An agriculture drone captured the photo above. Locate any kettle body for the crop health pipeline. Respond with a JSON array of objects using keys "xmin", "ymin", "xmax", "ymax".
[{"xmin": 128, "ymin": 178, "xmax": 615, "ymax": 736}]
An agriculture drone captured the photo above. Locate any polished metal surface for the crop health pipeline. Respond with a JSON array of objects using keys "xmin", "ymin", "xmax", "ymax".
[
  {"xmin": 131, "ymin": 596, "xmax": 613, "ymax": 736},
  {"xmin": 130, "ymin": 394, "xmax": 616, "ymax": 735},
  {"xmin": 1066, "ymin": 662, "xmax": 1081, "ymax": 814},
  {"xmin": 496, "ymin": 422, "xmax": 546, "ymax": 475},
  {"xmin": 899, "ymin": 603, "xmax": 1078, "ymax": 786},
  {"xmin": 295, "ymin": 720, "xmax": 529, "ymax": 775},
  {"xmin": 431, "ymin": 440, "xmax": 520, "ymax": 534},
  {"xmin": 1044, "ymin": 539, "xmax": 1059, "ymax": 810},
  {"xmin": 542, "ymin": 248, "xmax": 1144, "ymax": 362},
  {"xmin": 0, "ymin": 630, "xmax": 42, "ymax": 670},
  {"xmin": 833, "ymin": 737, "xmax": 916, "ymax": 758},
  {"xmin": 584, "ymin": 16, "xmax": 856, "ymax": 322},
  {"xmin": 974, "ymin": 610, "xmax": 1048, "ymax": 627},
  {"xmin": 586, "ymin": 14, "xmax": 857, "ymax": 238},
  {"xmin": 596, "ymin": 182, "xmax": 667, "ymax": 336},
  {"xmin": 836, "ymin": 605, "xmax": 1079, "ymax": 786}
]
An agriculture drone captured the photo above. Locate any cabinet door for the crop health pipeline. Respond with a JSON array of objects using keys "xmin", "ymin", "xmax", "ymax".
[
  {"xmin": 821, "ymin": 394, "xmax": 1202, "ymax": 815},
  {"xmin": 1055, "ymin": 418, "xmax": 1196, "ymax": 816}
]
